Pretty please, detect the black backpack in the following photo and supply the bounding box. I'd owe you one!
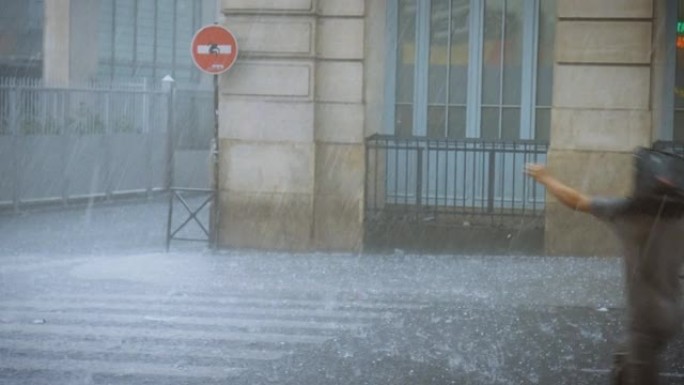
[633,146,684,199]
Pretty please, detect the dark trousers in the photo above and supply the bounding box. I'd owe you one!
[611,333,668,385]
[611,263,682,384]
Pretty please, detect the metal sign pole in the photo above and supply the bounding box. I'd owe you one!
[163,75,176,251]
[211,74,220,249]
[190,23,238,251]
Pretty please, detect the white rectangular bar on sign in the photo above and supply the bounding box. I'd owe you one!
[196,45,233,55]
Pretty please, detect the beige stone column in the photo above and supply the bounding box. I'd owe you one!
[43,0,100,84]
[219,0,318,251]
[218,0,369,252]
[43,0,71,84]
[546,0,654,256]
[313,0,366,251]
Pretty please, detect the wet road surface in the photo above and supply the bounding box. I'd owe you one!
[1,198,683,384]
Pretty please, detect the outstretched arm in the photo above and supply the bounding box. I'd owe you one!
[525,164,592,213]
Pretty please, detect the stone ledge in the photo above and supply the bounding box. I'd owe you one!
[553,65,651,110]
[224,16,315,57]
[313,193,363,252]
[557,0,652,19]
[546,149,633,197]
[314,143,364,197]
[219,140,314,194]
[544,201,621,257]
[544,149,637,256]
[556,21,651,64]
[315,103,365,144]
[317,0,364,16]
[219,99,314,142]
[317,18,365,60]
[221,60,314,101]
[550,108,651,152]
[316,61,364,103]
[222,0,314,14]
[218,191,313,251]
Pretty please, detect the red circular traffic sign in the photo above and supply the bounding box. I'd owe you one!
[191,25,238,75]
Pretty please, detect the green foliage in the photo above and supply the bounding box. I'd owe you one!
[67,102,106,135]
[19,117,60,135]
[112,116,136,133]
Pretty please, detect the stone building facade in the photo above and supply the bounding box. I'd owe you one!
[217,0,681,256]
[217,0,374,251]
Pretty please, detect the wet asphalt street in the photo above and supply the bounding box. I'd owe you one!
[0,197,683,384]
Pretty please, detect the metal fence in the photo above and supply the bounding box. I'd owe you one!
[0,77,213,209]
[365,134,549,225]
[174,88,214,150]
[653,140,684,155]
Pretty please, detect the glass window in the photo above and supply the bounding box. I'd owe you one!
[395,0,417,137]
[535,0,555,141]
[427,0,469,139]
[0,0,44,77]
[481,0,523,140]
[392,0,555,141]
[97,0,211,85]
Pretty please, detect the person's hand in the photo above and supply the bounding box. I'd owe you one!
[524,163,550,184]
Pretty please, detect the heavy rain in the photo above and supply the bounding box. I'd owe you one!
[1,1,684,384]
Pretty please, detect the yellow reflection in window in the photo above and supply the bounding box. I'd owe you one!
[401,41,513,66]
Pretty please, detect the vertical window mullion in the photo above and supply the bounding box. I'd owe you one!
[520,0,539,140]
[413,1,431,136]
[661,0,677,140]
[466,0,483,138]
[384,0,399,135]
[172,0,178,78]
[133,0,139,77]
[444,0,453,137]
[153,0,158,81]
[192,0,200,82]
[111,0,117,81]
[497,0,507,138]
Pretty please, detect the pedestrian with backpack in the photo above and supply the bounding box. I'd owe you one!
[525,147,684,385]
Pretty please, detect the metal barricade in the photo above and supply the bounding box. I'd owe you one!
[165,187,217,250]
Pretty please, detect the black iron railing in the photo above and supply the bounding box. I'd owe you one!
[653,140,684,156]
[365,135,549,223]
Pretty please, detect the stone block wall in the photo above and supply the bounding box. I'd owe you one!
[218,0,672,256]
[546,0,655,256]
[218,0,370,251]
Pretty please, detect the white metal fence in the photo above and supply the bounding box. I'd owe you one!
[0,78,213,209]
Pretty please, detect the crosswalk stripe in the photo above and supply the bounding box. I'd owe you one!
[0,323,331,345]
[579,368,684,379]
[0,339,285,362]
[0,357,243,379]
[0,289,407,382]
[0,258,93,273]
[38,292,428,311]
[0,309,366,332]
[0,299,389,320]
